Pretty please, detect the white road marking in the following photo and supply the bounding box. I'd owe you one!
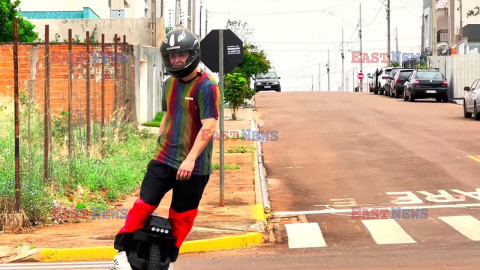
[362,219,416,245]
[285,223,326,249]
[0,262,112,270]
[439,215,480,241]
[274,203,480,217]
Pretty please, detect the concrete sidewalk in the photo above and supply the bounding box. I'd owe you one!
[0,108,268,263]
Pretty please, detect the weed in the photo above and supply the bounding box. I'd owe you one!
[226,145,254,153]
[212,163,241,170]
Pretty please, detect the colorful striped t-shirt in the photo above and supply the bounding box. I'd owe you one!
[152,71,220,175]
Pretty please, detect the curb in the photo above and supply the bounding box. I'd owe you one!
[30,233,263,262]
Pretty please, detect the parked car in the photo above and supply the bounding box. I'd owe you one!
[463,78,480,120]
[373,67,394,95]
[368,73,374,92]
[254,71,281,92]
[403,69,448,102]
[384,68,404,97]
[389,69,415,98]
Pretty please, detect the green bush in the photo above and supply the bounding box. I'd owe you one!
[224,73,255,120]
[143,111,164,127]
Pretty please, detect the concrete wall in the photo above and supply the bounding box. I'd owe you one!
[29,18,165,46]
[134,45,164,124]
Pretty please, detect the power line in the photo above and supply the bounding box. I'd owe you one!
[257,37,418,45]
[364,1,384,27]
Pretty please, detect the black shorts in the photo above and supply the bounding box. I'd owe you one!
[140,160,210,212]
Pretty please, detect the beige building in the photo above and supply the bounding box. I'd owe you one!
[423,0,480,55]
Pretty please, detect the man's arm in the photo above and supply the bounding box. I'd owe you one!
[176,118,218,180]
[158,112,168,136]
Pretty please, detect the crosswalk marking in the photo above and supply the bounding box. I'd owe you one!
[468,155,480,163]
[439,215,480,241]
[361,219,416,245]
[285,223,327,249]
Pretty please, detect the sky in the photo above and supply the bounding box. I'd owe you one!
[164,0,423,92]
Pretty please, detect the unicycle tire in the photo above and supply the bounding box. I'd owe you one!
[147,243,170,270]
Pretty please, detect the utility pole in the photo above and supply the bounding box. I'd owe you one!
[327,50,330,92]
[175,0,181,28]
[151,0,157,47]
[199,0,203,37]
[421,9,425,54]
[160,0,163,18]
[387,0,391,66]
[352,68,355,92]
[459,0,463,40]
[395,26,399,62]
[192,0,197,34]
[342,27,345,92]
[318,63,321,92]
[359,2,363,92]
[432,0,437,55]
[187,0,192,31]
[205,9,208,35]
[311,75,314,91]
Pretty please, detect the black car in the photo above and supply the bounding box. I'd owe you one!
[390,69,414,98]
[403,70,448,102]
[384,68,403,97]
[254,72,281,92]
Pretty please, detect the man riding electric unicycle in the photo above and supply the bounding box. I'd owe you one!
[110,28,220,270]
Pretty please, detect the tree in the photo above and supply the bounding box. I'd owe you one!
[226,19,254,44]
[224,73,255,120]
[225,19,271,84]
[0,0,38,42]
[231,44,271,86]
[467,6,480,17]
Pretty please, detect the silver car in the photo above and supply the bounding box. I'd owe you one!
[463,78,480,120]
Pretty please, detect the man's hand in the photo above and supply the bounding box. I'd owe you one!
[177,118,217,180]
[177,158,195,180]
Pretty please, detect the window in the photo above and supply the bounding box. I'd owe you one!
[399,71,414,79]
[437,30,448,43]
[417,71,444,80]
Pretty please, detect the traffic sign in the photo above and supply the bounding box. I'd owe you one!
[200,29,244,73]
[200,29,244,207]
[358,72,364,80]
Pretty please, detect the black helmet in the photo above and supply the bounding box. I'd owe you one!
[160,29,200,78]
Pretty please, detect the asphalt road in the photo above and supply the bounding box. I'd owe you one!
[4,92,480,269]
[255,91,480,268]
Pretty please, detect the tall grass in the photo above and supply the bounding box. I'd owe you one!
[0,95,156,227]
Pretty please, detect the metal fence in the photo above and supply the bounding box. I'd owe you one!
[429,54,480,99]
[8,20,136,214]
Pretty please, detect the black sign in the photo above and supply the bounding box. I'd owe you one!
[200,29,244,73]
